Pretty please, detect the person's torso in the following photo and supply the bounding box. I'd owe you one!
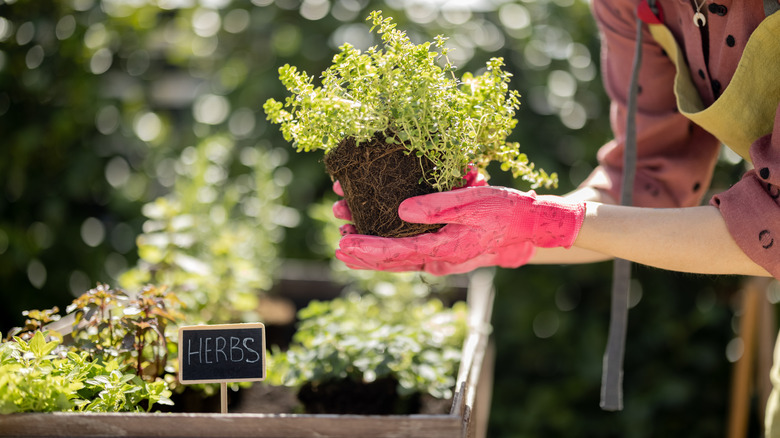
[647,0,778,160]
[658,0,765,106]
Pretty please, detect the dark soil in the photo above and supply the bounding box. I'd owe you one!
[323,132,444,237]
[231,381,452,415]
[297,376,420,415]
[168,377,452,415]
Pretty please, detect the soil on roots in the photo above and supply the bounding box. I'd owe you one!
[324,132,444,238]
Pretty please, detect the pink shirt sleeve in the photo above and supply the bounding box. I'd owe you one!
[584,0,780,277]
[711,109,780,278]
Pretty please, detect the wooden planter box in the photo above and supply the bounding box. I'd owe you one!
[0,267,496,438]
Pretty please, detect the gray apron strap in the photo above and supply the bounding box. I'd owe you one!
[599,0,650,412]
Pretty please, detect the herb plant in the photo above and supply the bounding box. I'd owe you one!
[66,283,183,381]
[264,10,556,192]
[0,331,173,413]
[0,283,182,413]
[267,293,468,403]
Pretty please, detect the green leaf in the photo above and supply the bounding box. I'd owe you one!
[28,332,56,360]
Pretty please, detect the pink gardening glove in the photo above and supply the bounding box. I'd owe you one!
[332,180,358,235]
[334,186,586,275]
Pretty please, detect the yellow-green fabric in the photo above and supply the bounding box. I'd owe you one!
[646,10,780,162]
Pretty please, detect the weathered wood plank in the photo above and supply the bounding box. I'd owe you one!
[0,412,463,438]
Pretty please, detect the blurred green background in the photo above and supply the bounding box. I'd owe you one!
[0,0,764,435]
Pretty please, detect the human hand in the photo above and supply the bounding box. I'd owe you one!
[332,180,358,235]
[334,186,586,275]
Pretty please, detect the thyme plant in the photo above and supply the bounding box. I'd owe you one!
[264,10,556,192]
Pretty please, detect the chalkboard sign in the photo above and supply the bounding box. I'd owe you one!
[178,323,266,384]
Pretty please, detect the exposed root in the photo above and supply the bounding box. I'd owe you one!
[324,132,444,237]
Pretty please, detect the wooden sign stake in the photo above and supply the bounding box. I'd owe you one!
[221,382,228,414]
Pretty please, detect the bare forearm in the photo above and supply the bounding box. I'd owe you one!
[531,246,612,264]
[528,186,770,276]
[571,203,770,276]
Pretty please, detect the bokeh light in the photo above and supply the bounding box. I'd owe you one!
[80,217,106,248]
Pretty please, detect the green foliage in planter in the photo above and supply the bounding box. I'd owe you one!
[0,331,172,414]
[267,293,468,401]
[0,283,183,413]
[66,284,182,381]
[264,11,557,192]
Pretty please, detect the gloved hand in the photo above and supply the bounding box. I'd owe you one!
[334,186,586,275]
[332,181,357,236]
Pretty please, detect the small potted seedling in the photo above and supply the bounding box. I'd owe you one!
[264,10,556,237]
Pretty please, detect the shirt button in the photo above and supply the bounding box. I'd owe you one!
[712,79,722,97]
[708,3,728,15]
